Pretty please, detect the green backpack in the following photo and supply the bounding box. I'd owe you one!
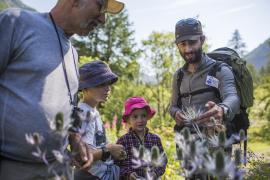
[207,47,254,109]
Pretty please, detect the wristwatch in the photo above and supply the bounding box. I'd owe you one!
[101,145,111,161]
[220,105,229,120]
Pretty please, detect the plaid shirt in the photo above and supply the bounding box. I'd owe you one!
[115,128,167,179]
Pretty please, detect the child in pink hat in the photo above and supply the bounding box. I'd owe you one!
[115,96,167,180]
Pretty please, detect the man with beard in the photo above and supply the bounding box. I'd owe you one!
[169,18,240,164]
[0,0,124,179]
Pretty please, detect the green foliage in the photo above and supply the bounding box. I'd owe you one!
[246,151,270,179]
[0,0,35,11]
[72,10,140,78]
[247,63,260,85]
[141,32,182,124]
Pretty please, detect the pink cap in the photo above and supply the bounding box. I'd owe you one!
[122,96,156,122]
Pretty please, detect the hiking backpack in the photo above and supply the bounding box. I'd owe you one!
[176,47,254,136]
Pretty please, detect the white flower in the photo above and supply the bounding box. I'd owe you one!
[25,133,43,145]
[181,106,203,124]
[208,135,234,148]
[52,150,64,163]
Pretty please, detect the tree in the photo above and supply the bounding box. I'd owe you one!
[228,29,246,57]
[141,32,182,125]
[72,10,141,80]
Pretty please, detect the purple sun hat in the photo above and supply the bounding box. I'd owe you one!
[79,60,118,90]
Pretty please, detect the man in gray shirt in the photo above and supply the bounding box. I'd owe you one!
[169,18,240,135]
[0,0,124,179]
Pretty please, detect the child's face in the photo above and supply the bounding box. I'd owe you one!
[128,108,148,133]
[84,83,111,103]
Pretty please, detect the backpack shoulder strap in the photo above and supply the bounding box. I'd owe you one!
[176,68,184,108]
[207,61,226,100]
[208,61,224,77]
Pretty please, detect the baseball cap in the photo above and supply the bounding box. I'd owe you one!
[175,18,203,44]
[100,0,125,14]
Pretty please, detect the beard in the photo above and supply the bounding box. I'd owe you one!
[180,47,203,64]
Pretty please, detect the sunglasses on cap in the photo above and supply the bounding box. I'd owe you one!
[176,18,201,26]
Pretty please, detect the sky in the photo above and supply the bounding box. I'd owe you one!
[21,0,270,52]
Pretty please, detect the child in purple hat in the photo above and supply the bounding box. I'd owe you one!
[75,60,126,180]
[115,96,167,180]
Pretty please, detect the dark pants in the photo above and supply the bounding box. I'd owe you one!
[0,157,72,180]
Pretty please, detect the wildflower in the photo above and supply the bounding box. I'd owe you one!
[151,146,159,163]
[208,131,234,148]
[181,106,203,124]
[25,132,44,145]
[55,112,64,131]
[52,150,64,163]
[234,149,242,166]
[32,147,43,158]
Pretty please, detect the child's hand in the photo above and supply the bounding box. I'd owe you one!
[106,144,126,160]
[69,133,93,170]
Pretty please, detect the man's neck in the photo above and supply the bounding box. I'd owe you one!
[50,6,74,36]
[187,63,199,73]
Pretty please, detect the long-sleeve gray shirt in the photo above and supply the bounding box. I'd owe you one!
[0,8,78,162]
[169,54,240,121]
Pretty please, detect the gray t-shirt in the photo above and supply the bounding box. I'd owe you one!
[0,8,79,162]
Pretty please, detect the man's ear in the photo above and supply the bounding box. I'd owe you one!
[200,35,206,45]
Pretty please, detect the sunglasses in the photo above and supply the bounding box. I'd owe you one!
[176,18,200,26]
[97,0,108,13]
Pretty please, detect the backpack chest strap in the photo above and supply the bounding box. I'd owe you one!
[180,87,220,99]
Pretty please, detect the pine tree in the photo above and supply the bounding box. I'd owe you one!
[228,29,246,57]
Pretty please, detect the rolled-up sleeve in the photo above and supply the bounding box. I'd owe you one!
[217,65,240,121]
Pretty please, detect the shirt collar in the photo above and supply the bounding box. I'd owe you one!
[128,127,149,136]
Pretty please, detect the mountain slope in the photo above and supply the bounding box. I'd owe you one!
[0,0,34,11]
[245,38,270,70]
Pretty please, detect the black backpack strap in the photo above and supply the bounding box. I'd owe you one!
[244,129,248,166]
[176,68,184,108]
[207,61,226,100]
[180,87,219,98]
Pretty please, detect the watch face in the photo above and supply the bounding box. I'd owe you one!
[101,145,111,161]
[95,130,106,146]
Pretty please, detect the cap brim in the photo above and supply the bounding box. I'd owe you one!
[175,35,201,44]
[104,0,125,14]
